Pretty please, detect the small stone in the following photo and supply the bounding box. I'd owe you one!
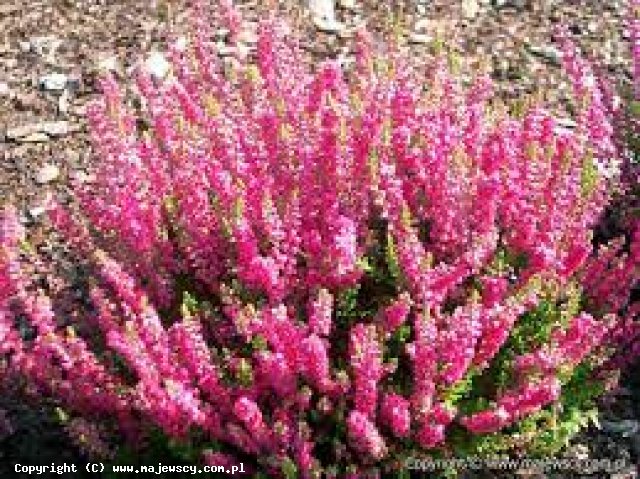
[6,124,39,140]
[409,33,433,44]
[601,420,640,437]
[0,4,19,15]
[338,0,356,9]
[461,0,480,19]
[493,0,527,8]
[39,72,68,91]
[19,133,49,143]
[36,163,60,184]
[337,27,357,39]
[313,17,345,34]
[96,55,120,74]
[28,205,46,220]
[18,40,31,53]
[527,44,562,65]
[30,36,60,53]
[30,36,62,62]
[0,82,9,97]
[41,121,70,137]
[309,0,336,22]
[1,57,17,69]
[309,0,345,33]
[7,121,73,141]
[144,51,170,79]
[414,18,430,32]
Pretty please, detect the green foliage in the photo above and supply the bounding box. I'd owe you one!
[581,152,599,197]
[281,457,298,479]
[441,370,478,411]
[444,291,607,459]
[103,427,204,478]
[335,285,363,328]
[386,231,402,282]
[531,362,604,455]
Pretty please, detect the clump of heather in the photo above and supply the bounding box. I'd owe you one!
[574,0,640,372]
[0,1,637,475]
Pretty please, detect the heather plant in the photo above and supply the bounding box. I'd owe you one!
[0,1,638,477]
[574,1,640,371]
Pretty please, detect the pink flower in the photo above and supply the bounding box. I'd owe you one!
[380,393,410,437]
[300,334,333,392]
[346,410,387,460]
[349,324,383,417]
[461,377,561,434]
[308,288,333,337]
[382,293,411,334]
[0,3,629,473]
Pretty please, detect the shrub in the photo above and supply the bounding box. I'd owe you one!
[0,1,638,476]
[584,0,640,372]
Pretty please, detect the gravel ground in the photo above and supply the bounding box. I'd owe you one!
[0,1,638,476]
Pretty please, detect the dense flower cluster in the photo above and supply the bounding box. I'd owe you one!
[0,1,638,476]
[580,0,640,369]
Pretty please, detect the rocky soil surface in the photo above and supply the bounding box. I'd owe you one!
[0,1,638,477]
